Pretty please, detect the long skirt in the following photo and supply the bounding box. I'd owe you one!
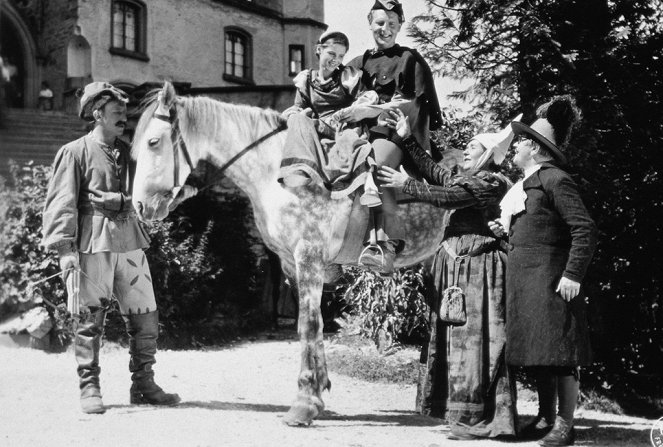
[278,114,375,198]
[416,236,517,437]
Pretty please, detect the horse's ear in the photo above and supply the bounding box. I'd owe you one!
[161,82,176,106]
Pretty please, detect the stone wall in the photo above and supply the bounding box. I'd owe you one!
[74,0,325,88]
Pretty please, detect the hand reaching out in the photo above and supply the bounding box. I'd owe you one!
[377,108,411,139]
[377,165,411,189]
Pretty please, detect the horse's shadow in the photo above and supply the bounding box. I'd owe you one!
[146,400,444,427]
[176,400,290,413]
[318,410,444,427]
[103,400,290,414]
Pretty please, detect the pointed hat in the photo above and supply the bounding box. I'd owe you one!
[472,113,523,168]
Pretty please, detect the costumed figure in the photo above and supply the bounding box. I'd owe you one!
[278,30,386,206]
[42,82,180,414]
[489,95,597,446]
[340,0,443,274]
[379,109,521,440]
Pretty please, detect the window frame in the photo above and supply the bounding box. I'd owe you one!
[109,0,149,61]
[223,27,254,85]
[288,44,305,77]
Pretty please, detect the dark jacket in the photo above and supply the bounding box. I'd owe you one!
[505,162,597,366]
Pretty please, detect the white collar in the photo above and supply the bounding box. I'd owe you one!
[523,163,542,181]
[499,164,542,231]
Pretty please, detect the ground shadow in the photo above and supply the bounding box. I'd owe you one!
[175,400,291,413]
[114,400,444,427]
[573,416,651,446]
[317,409,443,427]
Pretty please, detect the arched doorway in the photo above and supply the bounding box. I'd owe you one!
[0,2,38,108]
[66,33,92,90]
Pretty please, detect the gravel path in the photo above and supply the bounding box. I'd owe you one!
[0,335,655,447]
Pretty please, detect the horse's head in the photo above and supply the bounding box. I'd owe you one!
[132,82,195,221]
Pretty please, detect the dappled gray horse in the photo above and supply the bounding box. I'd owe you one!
[131,82,448,425]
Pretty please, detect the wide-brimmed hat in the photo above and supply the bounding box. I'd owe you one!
[511,95,580,165]
[472,113,522,168]
[77,81,129,120]
[511,119,567,165]
[370,0,404,22]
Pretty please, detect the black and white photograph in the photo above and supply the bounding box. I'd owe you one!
[0,0,661,446]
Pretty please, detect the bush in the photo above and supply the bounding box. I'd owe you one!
[343,266,429,351]
[140,186,271,348]
[0,163,271,349]
[0,162,71,347]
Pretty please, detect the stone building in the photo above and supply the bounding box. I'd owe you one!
[1,0,326,111]
[0,0,326,177]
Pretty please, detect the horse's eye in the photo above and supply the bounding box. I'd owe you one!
[148,137,160,147]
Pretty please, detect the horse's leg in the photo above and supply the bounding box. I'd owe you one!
[283,240,330,426]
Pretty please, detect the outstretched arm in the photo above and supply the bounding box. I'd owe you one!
[377,109,453,186]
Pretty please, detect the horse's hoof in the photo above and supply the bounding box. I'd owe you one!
[282,398,320,426]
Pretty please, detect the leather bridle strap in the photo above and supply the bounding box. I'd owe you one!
[153,109,287,193]
[198,121,288,192]
[154,112,194,189]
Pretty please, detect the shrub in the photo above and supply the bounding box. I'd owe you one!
[343,266,429,351]
[0,162,71,348]
[0,163,271,349]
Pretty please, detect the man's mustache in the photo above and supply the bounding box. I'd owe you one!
[115,121,127,127]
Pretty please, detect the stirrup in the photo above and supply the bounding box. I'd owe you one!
[358,243,384,268]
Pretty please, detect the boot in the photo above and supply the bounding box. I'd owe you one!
[124,310,180,406]
[75,307,106,414]
[538,416,575,446]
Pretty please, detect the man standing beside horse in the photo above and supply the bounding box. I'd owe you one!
[42,81,180,414]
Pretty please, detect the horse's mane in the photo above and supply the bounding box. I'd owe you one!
[132,88,284,159]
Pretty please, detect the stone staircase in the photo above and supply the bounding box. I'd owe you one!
[0,108,87,181]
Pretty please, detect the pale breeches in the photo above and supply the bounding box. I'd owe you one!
[70,250,157,315]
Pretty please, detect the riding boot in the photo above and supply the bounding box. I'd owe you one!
[124,310,180,406]
[75,307,106,414]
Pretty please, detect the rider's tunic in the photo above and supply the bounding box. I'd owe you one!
[284,66,362,139]
[347,45,442,152]
[42,134,155,314]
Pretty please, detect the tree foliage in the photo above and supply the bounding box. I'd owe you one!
[410,0,663,406]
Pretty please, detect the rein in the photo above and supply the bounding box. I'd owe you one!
[153,110,287,193]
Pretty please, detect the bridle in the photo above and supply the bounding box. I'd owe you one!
[152,103,287,194]
[154,110,193,192]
